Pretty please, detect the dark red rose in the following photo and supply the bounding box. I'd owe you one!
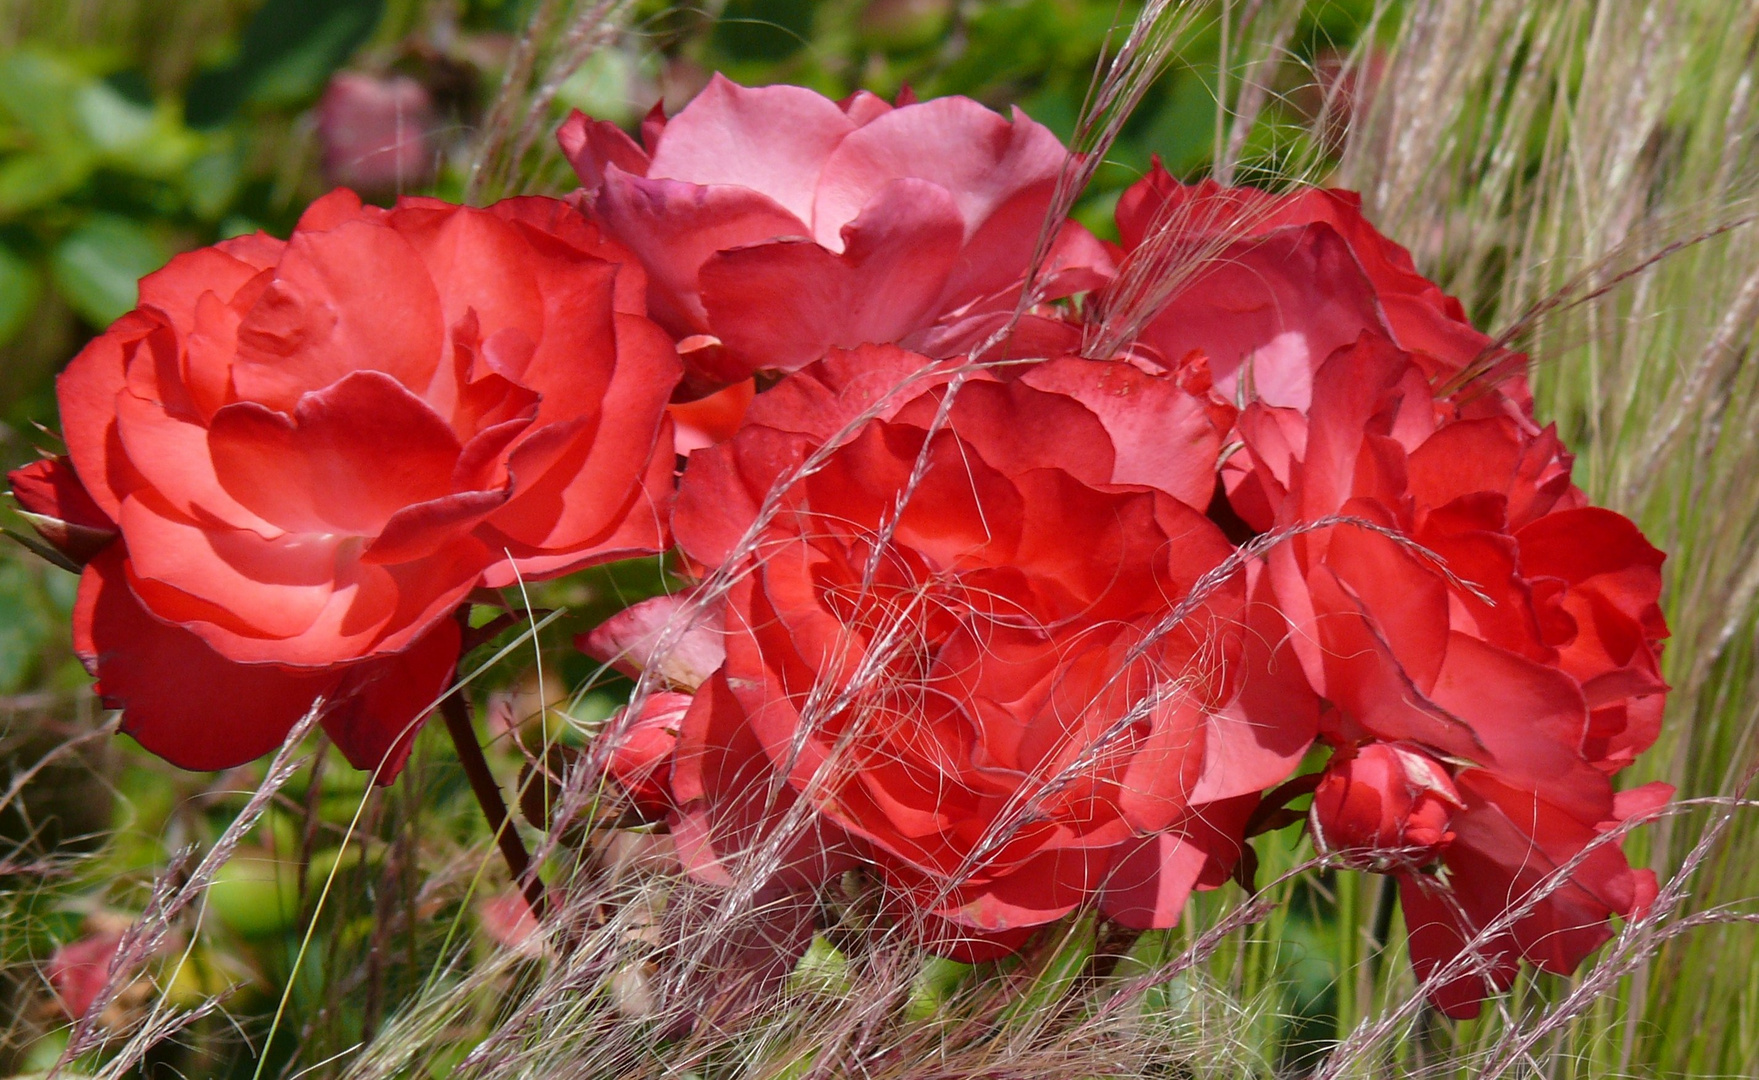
[1228,333,1668,1016]
[1312,743,1463,860]
[11,189,680,778]
[650,344,1317,953]
[559,76,1112,389]
[1098,163,1530,420]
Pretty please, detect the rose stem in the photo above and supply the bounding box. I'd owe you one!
[440,689,547,919]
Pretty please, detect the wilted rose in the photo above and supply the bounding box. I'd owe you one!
[601,690,692,819]
[559,76,1112,389]
[10,190,679,778]
[46,930,127,1020]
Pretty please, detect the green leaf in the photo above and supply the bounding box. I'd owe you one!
[51,214,168,327]
[0,243,40,345]
[185,0,387,126]
[0,151,91,215]
[74,79,203,178]
[0,559,51,693]
[73,78,156,152]
[904,955,972,1022]
[999,912,1097,1028]
[0,51,83,144]
[789,934,852,997]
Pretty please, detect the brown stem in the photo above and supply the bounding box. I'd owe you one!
[440,689,547,919]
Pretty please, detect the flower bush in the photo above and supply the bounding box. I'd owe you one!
[11,72,1674,1026]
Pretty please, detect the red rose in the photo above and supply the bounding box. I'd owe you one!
[1229,334,1668,1016]
[656,345,1316,953]
[559,76,1113,389]
[1397,774,1669,1017]
[1097,163,1530,419]
[11,190,680,778]
[1312,743,1463,859]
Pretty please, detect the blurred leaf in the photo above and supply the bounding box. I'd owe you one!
[1130,68,1219,180]
[74,80,206,181]
[0,52,95,215]
[857,0,955,53]
[712,0,817,62]
[51,214,168,327]
[218,215,270,241]
[0,559,51,693]
[0,242,41,345]
[557,49,642,126]
[207,855,301,938]
[74,79,156,152]
[0,51,84,144]
[186,0,387,126]
[0,151,92,215]
[184,145,246,219]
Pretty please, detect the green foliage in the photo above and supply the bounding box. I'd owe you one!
[49,214,167,326]
[186,0,390,125]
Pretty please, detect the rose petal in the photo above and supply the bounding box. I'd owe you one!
[648,74,856,224]
[699,177,965,374]
[75,547,337,771]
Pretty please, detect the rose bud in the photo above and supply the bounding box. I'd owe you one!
[316,72,438,193]
[558,76,1114,389]
[11,189,678,780]
[1313,744,1463,859]
[601,690,691,819]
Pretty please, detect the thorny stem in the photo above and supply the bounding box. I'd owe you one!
[440,688,547,919]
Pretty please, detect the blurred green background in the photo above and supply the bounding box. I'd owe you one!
[0,2,1388,1075]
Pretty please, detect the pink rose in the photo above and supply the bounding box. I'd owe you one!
[559,76,1112,389]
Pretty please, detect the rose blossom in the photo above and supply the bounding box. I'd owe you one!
[10,189,680,778]
[1228,333,1669,1016]
[1095,162,1530,420]
[620,344,1318,957]
[559,76,1112,389]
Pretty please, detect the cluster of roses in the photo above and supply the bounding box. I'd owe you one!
[11,77,1669,1018]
